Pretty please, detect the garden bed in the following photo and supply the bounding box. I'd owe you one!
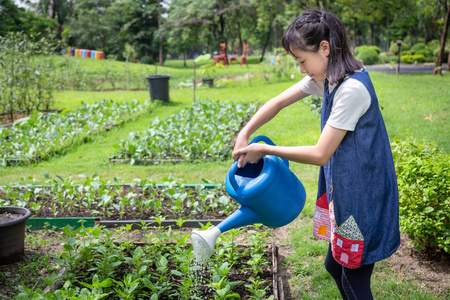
[0,177,242,231]
[0,225,285,299]
[0,100,152,166]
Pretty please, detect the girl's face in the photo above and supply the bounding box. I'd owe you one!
[290,41,330,82]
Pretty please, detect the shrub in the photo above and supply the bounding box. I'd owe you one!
[432,47,449,63]
[139,55,154,65]
[356,48,379,65]
[378,52,397,64]
[0,32,58,122]
[391,138,450,254]
[410,43,426,54]
[401,54,425,64]
[389,41,410,54]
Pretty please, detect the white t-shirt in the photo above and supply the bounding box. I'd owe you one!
[298,71,371,131]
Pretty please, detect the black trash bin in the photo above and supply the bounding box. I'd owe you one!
[146,75,170,103]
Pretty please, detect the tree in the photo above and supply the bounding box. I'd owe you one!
[36,0,74,38]
[434,0,450,75]
[0,0,58,37]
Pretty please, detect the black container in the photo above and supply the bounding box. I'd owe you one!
[0,206,32,265]
[202,78,214,87]
[146,75,170,102]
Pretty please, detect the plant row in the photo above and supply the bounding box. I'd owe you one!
[0,175,238,220]
[0,100,152,167]
[112,100,258,163]
[14,224,273,300]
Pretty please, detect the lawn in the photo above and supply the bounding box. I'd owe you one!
[1,58,449,299]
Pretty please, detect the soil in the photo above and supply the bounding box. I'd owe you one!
[384,233,450,295]
[0,212,22,223]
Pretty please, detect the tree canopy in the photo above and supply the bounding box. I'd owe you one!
[2,0,449,69]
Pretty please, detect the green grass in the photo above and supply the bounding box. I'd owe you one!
[1,59,449,299]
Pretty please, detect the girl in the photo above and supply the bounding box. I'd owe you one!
[232,9,400,300]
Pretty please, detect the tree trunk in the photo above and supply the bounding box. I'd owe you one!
[434,1,450,75]
[157,0,164,66]
[260,18,273,62]
[237,21,243,55]
[183,52,187,67]
[274,21,278,49]
[447,43,450,70]
[370,23,375,45]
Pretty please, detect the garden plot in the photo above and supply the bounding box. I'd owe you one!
[0,176,242,229]
[1,225,281,299]
[0,99,153,167]
[110,99,258,164]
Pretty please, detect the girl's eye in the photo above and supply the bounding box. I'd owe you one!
[300,60,305,64]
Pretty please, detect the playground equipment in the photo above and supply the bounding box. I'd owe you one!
[240,42,249,68]
[191,135,306,259]
[213,43,228,66]
[229,44,239,64]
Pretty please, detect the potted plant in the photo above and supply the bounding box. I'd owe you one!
[194,54,224,87]
[0,206,32,265]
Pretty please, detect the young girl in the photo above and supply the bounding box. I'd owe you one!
[232,9,400,300]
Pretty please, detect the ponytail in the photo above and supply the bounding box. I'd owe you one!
[282,9,362,84]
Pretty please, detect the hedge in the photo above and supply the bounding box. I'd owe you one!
[391,138,450,254]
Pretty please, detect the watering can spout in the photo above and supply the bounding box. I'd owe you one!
[191,206,261,260]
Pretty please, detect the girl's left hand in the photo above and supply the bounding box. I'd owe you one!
[232,143,268,168]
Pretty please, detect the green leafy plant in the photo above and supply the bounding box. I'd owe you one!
[114,99,258,162]
[391,138,450,253]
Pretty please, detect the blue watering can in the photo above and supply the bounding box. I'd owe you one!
[191,135,306,259]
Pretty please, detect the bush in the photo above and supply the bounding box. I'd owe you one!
[401,54,425,64]
[391,138,450,254]
[356,48,379,65]
[0,32,58,122]
[378,52,397,64]
[139,55,154,65]
[433,47,449,63]
[355,45,381,55]
[410,42,426,54]
[389,41,410,54]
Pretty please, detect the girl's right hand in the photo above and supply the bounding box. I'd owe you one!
[232,133,249,163]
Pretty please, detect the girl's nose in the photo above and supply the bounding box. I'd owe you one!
[299,65,307,74]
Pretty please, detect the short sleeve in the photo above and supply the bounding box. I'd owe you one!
[298,75,325,97]
[326,79,371,131]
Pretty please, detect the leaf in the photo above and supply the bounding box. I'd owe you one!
[171,270,183,277]
[424,207,434,213]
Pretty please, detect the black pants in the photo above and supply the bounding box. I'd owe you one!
[325,244,375,300]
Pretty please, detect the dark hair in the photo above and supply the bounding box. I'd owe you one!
[282,9,362,84]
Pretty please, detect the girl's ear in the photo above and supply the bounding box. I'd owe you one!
[320,41,330,57]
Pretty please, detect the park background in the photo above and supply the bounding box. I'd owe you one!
[0,0,449,299]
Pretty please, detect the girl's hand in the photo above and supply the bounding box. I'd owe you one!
[232,133,249,163]
[233,143,268,168]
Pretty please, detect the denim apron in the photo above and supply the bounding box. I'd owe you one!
[312,69,400,268]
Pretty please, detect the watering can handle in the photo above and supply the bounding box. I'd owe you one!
[228,136,290,191]
[249,136,289,168]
